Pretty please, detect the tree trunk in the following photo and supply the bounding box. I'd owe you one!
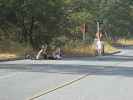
[28,16,35,49]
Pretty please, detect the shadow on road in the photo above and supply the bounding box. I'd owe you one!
[95,55,133,61]
[0,64,133,77]
[65,55,133,62]
[64,55,133,62]
[114,45,133,50]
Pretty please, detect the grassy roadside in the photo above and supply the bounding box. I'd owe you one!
[0,41,33,61]
[63,42,119,57]
[0,41,120,60]
[104,42,119,54]
[0,53,17,60]
[112,38,133,46]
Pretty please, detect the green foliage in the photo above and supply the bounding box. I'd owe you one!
[0,0,133,50]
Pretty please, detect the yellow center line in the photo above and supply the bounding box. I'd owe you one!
[27,61,123,100]
[27,74,90,100]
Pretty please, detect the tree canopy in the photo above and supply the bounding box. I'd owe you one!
[0,0,133,49]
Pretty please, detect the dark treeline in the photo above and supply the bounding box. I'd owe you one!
[0,0,133,49]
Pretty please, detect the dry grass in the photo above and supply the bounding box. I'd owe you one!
[63,42,119,56]
[0,41,34,60]
[0,53,17,60]
[63,44,96,56]
[115,38,133,45]
[0,40,119,60]
[104,43,119,54]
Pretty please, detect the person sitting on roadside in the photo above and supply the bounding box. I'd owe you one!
[36,44,48,60]
[52,47,62,60]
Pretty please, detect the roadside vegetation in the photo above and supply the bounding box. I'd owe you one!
[112,38,133,46]
[63,40,119,57]
[0,0,133,60]
[0,39,119,60]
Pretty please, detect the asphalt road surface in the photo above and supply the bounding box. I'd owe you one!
[0,46,133,100]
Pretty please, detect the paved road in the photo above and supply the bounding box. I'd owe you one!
[0,46,133,100]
